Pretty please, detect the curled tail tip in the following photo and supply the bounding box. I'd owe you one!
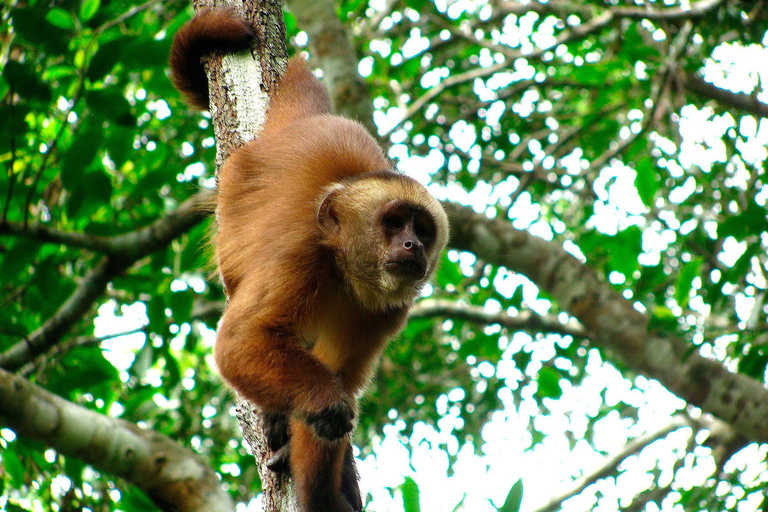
[169,9,257,110]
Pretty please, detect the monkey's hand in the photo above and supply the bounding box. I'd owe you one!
[301,395,355,440]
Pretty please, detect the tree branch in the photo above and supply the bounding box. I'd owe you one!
[0,256,125,371]
[191,1,295,510]
[499,0,725,21]
[533,415,690,512]
[0,191,212,371]
[0,190,212,256]
[0,366,235,512]
[444,202,768,444]
[684,73,768,118]
[411,298,589,339]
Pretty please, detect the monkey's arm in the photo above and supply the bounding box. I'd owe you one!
[215,298,355,440]
[169,10,256,110]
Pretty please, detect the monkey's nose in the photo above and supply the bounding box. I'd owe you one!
[403,239,423,251]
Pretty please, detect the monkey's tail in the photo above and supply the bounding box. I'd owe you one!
[169,10,256,110]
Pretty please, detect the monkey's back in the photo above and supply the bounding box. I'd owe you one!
[215,114,390,326]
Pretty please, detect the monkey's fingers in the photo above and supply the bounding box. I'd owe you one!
[266,443,291,474]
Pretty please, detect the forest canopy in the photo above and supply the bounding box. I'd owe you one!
[0,0,767,511]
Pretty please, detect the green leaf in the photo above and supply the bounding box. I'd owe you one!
[580,227,642,277]
[163,351,181,387]
[45,346,119,397]
[79,0,100,22]
[105,125,135,168]
[132,340,154,379]
[67,171,113,219]
[87,38,131,81]
[608,226,643,276]
[122,38,172,71]
[499,479,524,512]
[64,456,85,488]
[85,170,113,203]
[169,290,195,323]
[121,386,158,419]
[11,7,69,53]
[674,257,702,308]
[148,295,170,337]
[536,367,562,400]
[6,503,32,512]
[1,238,38,277]
[3,61,52,104]
[738,345,768,379]
[405,0,428,10]
[46,8,76,30]
[44,64,77,81]
[635,157,659,207]
[3,446,26,487]
[66,186,85,218]
[435,255,462,288]
[86,88,135,126]
[62,124,104,189]
[402,477,421,512]
[120,486,161,512]
[720,200,767,240]
[0,75,9,100]
[649,305,678,332]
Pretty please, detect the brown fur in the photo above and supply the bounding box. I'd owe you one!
[170,10,448,512]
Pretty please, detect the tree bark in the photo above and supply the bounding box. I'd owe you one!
[0,367,235,512]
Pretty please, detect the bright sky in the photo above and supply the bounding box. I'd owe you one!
[89,3,768,512]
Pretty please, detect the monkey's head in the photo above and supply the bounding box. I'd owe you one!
[318,172,449,311]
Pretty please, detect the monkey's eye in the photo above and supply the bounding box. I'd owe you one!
[414,220,434,243]
[384,215,405,232]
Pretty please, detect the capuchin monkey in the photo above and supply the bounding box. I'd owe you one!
[170,10,448,512]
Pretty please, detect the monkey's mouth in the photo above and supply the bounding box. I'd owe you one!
[385,256,427,280]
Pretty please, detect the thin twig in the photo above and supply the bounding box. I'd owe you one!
[532,415,690,512]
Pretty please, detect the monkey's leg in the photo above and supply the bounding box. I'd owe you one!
[290,418,355,512]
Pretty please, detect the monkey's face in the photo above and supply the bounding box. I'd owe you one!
[318,176,448,311]
[379,200,435,282]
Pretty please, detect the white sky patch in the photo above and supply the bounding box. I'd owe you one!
[677,106,733,172]
[358,56,374,77]
[402,28,430,58]
[396,148,446,185]
[718,236,748,267]
[448,120,477,152]
[703,42,768,101]
[94,300,148,372]
[148,99,171,120]
[484,100,506,126]
[373,106,404,135]
[421,66,449,88]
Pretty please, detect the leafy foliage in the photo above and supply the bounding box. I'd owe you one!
[1,0,767,511]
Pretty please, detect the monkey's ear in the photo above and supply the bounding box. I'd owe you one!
[317,184,344,234]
